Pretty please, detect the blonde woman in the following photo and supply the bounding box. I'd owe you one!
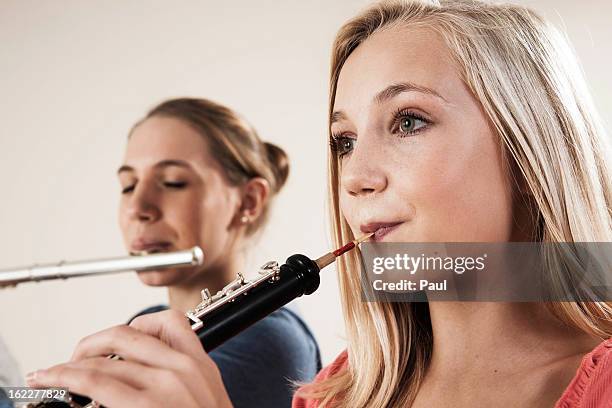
[27,1,612,407]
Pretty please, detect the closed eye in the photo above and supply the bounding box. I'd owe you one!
[121,181,187,194]
[163,181,187,189]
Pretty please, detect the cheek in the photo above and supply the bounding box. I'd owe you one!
[117,202,131,239]
[193,190,238,251]
[339,189,350,219]
[400,128,513,241]
[339,185,360,233]
[159,194,206,244]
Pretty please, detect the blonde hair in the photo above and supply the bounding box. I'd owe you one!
[297,0,612,406]
[133,97,289,235]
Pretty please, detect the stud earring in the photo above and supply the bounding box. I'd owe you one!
[240,215,249,224]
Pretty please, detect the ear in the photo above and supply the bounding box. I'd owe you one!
[237,177,270,223]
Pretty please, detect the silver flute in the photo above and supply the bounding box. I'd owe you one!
[0,247,204,287]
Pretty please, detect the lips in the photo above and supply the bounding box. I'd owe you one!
[130,240,173,255]
[360,222,404,242]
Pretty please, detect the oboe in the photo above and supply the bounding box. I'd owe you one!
[0,247,204,287]
[27,233,372,408]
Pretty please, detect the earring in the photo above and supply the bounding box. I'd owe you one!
[240,215,249,224]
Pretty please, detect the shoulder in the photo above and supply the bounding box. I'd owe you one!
[211,306,322,405]
[556,338,612,407]
[236,306,319,352]
[255,306,317,340]
[210,305,322,375]
[292,350,349,408]
[314,349,349,381]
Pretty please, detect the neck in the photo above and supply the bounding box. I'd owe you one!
[426,302,598,379]
[167,252,245,314]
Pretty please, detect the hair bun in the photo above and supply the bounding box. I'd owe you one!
[264,142,289,192]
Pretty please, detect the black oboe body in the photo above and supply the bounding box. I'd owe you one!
[192,254,321,351]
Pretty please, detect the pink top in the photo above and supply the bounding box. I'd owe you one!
[293,338,612,408]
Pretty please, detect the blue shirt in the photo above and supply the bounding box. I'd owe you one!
[130,304,321,408]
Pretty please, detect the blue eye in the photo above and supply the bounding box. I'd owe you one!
[400,116,417,132]
[330,134,356,158]
[393,110,430,136]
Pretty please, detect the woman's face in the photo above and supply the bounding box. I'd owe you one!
[118,116,243,286]
[333,26,517,243]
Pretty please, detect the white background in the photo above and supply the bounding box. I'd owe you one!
[0,0,610,377]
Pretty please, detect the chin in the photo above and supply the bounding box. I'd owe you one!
[136,269,188,287]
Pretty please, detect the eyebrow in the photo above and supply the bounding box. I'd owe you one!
[116,159,193,175]
[375,81,447,105]
[331,111,347,124]
[331,81,448,124]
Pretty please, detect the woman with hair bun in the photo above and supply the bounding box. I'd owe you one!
[117,97,321,408]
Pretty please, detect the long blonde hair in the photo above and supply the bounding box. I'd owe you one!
[298,0,612,406]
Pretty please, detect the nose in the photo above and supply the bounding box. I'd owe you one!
[125,182,161,223]
[340,133,388,197]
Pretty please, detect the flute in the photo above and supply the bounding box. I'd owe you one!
[27,233,372,408]
[0,247,204,287]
